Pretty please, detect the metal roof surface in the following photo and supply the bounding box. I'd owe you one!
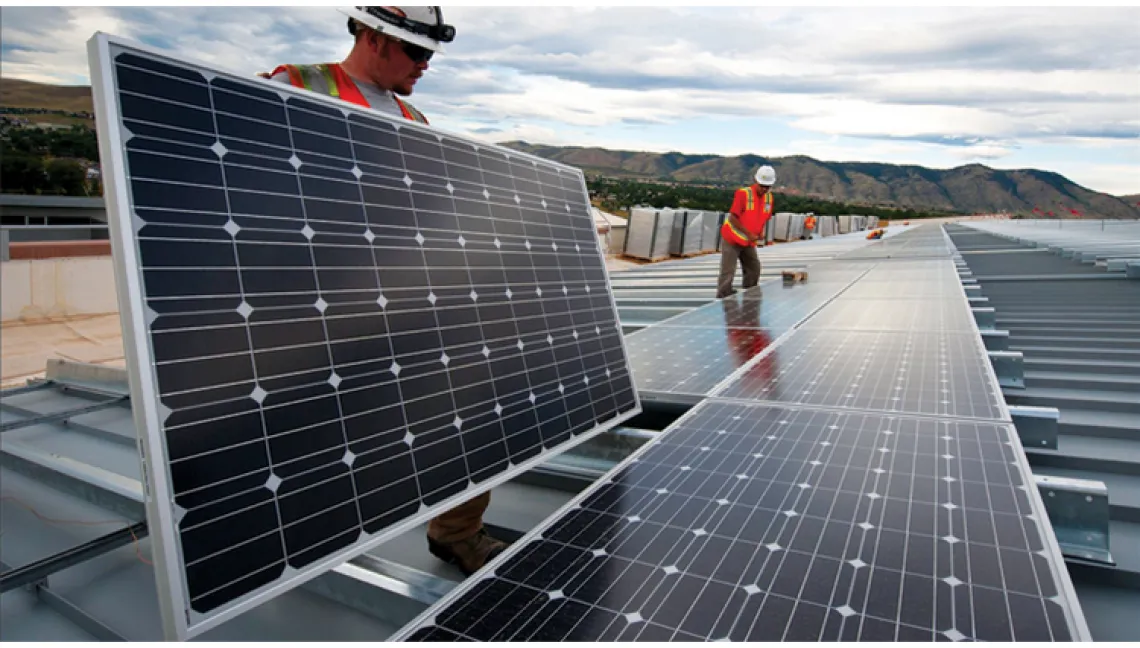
[3,222,1138,641]
[943,223,1140,642]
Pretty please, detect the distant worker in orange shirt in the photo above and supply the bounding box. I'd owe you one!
[803,213,816,240]
[717,165,776,298]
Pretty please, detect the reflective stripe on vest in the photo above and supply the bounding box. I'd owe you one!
[725,219,751,243]
[269,63,429,125]
[741,187,772,215]
[393,96,430,125]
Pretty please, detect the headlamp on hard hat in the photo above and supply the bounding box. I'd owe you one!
[350,6,456,43]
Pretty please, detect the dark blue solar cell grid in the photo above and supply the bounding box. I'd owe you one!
[107,47,638,614]
[401,401,1077,642]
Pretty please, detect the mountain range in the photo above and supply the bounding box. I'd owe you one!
[3,77,1135,219]
[500,142,1140,220]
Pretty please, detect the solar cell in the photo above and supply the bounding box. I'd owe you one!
[89,34,640,638]
[395,400,1087,642]
[625,325,778,402]
[714,330,1006,421]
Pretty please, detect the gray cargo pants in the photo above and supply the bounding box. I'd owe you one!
[717,240,761,298]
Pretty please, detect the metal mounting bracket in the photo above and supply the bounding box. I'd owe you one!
[1035,475,1115,566]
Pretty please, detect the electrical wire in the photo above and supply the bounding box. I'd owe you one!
[1,495,152,566]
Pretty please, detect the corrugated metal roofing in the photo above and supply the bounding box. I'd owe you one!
[945,223,1140,640]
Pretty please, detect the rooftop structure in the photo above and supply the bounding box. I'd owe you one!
[4,220,1137,640]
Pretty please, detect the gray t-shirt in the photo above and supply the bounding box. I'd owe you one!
[269,68,406,120]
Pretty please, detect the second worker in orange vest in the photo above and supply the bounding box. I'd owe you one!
[260,6,508,579]
[717,165,776,299]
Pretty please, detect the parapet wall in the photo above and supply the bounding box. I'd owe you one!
[1,255,120,322]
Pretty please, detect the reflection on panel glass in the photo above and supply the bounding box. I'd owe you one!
[838,279,964,301]
[626,290,780,398]
[652,282,848,335]
[800,298,976,333]
[718,330,1004,421]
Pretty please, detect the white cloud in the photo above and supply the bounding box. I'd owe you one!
[1,7,138,84]
[2,5,1138,194]
[946,144,1016,161]
[788,101,1015,141]
[1051,164,1140,197]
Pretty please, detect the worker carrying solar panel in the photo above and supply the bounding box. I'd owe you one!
[259,6,508,578]
[717,165,776,299]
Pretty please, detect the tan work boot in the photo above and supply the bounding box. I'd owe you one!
[427,527,508,576]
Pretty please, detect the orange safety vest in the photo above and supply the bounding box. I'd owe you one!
[804,215,816,230]
[266,63,430,125]
[721,186,773,247]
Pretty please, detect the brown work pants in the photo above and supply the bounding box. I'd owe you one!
[427,491,490,544]
[717,240,762,298]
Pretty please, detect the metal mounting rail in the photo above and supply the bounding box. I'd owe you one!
[0,395,129,434]
[0,380,57,398]
[0,560,126,641]
[0,521,149,594]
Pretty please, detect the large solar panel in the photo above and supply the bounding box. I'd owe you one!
[715,330,1006,421]
[88,33,640,639]
[395,400,1088,642]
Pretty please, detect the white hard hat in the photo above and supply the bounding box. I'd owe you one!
[338,6,456,54]
[755,165,777,186]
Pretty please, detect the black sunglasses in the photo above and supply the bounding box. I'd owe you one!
[400,41,434,64]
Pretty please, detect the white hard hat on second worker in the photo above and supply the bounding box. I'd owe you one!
[338,6,456,54]
[755,165,777,186]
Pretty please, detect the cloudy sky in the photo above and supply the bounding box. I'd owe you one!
[3,4,1139,195]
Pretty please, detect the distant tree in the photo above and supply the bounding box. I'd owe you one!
[45,158,88,196]
[1,147,47,194]
[51,125,100,159]
[2,124,99,160]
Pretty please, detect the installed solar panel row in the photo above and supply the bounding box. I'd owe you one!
[396,226,1089,642]
[398,400,1084,642]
